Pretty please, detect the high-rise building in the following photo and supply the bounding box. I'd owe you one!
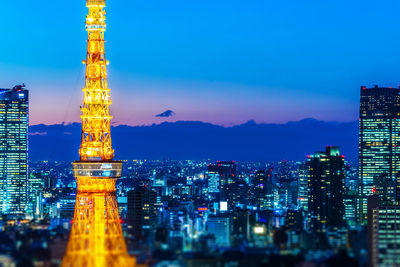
[0,85,28,218]
[152,170,166,187]
[298,163,308,212]
[274,161,298,210]
[127,187,157,241]
[368,196,400,266]
[208,161,236,188]
[285,210,303,232]
[208,161,236,200]
[306,146,345,232]
[207,171,220,193]
[359,85,400,222]
[343,190,358,227]
[28,172,44,219]
[232,209,251,244]
[58,193,76,219]
[207,215,231,247]
[254,169,273,210]
[226,179,249,209]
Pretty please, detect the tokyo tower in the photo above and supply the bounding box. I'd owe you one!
[62,0,135,266]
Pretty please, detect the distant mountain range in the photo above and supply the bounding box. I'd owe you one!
[29,119,358,162]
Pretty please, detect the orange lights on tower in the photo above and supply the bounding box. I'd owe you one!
[62,1,136,266]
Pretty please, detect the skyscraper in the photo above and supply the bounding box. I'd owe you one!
[368,196,400,266]
[28,172,44,219]
[0,85,28,218]
[207,171,220,193]
[127,187,157,241]
[208,161,236,199]
[253,169,273,210]
[359,85,400,223]
[297,163,308,212]
[306,146,345,232]
[274,161,298,210]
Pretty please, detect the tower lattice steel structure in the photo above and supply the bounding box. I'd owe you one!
[62,0,135,266]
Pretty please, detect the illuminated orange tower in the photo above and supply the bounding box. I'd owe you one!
[62,0,135,266]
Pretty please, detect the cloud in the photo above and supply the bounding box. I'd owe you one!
[155,110,175,118]
[29,131,47,136]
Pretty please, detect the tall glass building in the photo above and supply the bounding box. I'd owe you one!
[297,163,309,212]
[368,196,400,266]
[0,85,29,218]
[359,85,400,222]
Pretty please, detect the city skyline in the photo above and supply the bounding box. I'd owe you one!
[2,0,400,126]
[1,1,400,265]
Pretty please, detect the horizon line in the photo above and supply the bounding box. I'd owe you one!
[29,118,358,128]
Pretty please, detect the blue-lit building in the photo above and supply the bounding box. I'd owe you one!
[208,161,236,199]
[207,171,220,193]
[0,85,29,218]
[359,85,400,223]
[298,163,308,212]
[207,215,231,247]
[368,196,400,266]
[28,172,44,219]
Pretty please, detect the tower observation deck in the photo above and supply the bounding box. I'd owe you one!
[62,0,136,266]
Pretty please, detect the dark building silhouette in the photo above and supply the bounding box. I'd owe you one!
[127,187,157,241]
[226,179,249,209]
[285,210,303,232]
[253,169,273,210]
[359,85,400,222]
[397,176,400,201]
[306,146,345,232]
[232,209,251,245]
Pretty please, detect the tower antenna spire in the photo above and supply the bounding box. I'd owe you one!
[62,0,135,266]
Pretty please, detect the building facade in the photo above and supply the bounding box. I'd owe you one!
[127,187,158,241]
[207,215,231,247]
[0,85,29,217]
[368,196,400,266]
[254,169,273,210]
[298,163,309,212]
[207,171,220,193]
[306,146,345,232]
[359,85,400,222]
[208,161,236,200]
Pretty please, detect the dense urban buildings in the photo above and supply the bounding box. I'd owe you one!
[359,85,400,222]
[0,85,29,218]
[1,159,368,266]
[5,84,400,266]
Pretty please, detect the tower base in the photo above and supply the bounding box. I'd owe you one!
[62,161,135,267]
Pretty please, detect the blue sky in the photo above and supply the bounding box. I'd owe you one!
[1,0,400,125]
